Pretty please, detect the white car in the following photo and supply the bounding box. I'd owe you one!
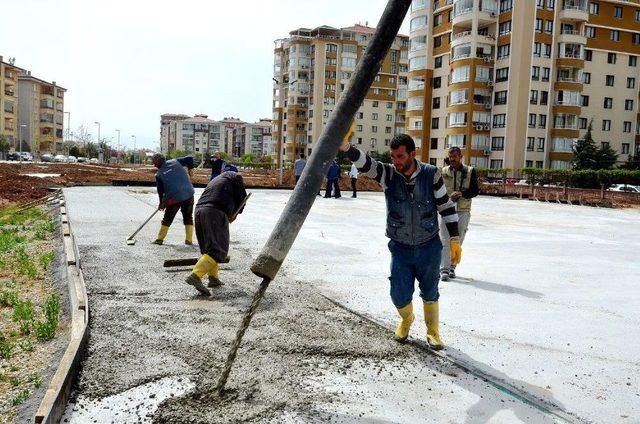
[609,184,640,193]
[53,154,67,163]
[514,179,529,186]
[89,158,99,164]
[19,152,33,161]
[67,155,78,163]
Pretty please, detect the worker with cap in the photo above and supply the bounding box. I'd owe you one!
[151,153,195,245]
[185,171,247,295]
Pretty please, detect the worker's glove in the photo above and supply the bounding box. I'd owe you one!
[450,237,462,265]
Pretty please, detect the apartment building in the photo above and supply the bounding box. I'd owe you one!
[272,24,410,163]
[219,117,247,157]
[18,71,66,154]
[408,0,640,170]
[0,57,24,147]
[232,119,273,157]
[160,114,224,155]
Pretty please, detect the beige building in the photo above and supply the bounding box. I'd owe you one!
[17,71,66,155]
[407,0,640,170]
[160,114,224,155]
[0,57,24,148]
[232,119,273,157]
[219,117,247,157]
[272,24,410,163]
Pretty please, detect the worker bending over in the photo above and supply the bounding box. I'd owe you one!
[185,171,247,296]
[152,153,195,245]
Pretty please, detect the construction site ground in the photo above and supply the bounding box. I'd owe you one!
[58,187,639,423]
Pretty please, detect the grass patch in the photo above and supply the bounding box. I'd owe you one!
[0,230,26,252]
[0,289,19,307]
[13,299,34,336]
[0,333,14,359]
[35,293,60,342]
[39,251,54,270]
[0,206,46,227]
[11,389,30,406]
[14,247,37,278]
[30,374,43,388]
[33,219,56,240]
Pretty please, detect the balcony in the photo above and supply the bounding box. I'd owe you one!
[4,87,15,97]
[558,29,586,45]
[41,99,54,109]
[559,1,589,21]
[433,0,453,12]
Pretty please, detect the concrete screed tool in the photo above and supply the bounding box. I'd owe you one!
[126,208,160,245]
[213,0,413,396]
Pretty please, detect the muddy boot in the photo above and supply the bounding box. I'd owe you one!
[185,273,211,296]
[152,239,164,245]
[185,224,194,245]
[208,276,224,288]
[394,303,414,343]
[423,301,444,350]
[153,225,169,245]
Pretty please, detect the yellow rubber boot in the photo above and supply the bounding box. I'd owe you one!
[423,301,444,350]
[394,303,414,343]
[153,225,170,245]
[185,254,217,296]
[185,225,194,245]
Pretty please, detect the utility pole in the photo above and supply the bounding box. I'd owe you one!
[116,129,121,164]
[19,124,26,162]
[131,135,137,165]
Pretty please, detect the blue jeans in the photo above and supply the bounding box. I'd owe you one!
[388,237,442,308]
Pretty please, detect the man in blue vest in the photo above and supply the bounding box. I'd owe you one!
[340,134,462,350]
[152,153,195,245]
[324,160,342,198]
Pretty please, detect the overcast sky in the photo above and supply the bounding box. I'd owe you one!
[1,0,410,150]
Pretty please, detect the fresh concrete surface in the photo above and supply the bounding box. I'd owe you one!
[61,186,639,423]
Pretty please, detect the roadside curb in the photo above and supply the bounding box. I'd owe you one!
[34,194,89,423]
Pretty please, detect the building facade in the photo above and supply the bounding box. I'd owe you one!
[272,24,410,163]
[232,119,273,157]
[160,114,224,155]
[0,57,23,148]
[17,72,66,155]
[407,0,640,170]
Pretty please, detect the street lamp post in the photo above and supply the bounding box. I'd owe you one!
[64,112,71,150]
[19,124,26,163]
[131,135,137,165]
[116,129,121,164]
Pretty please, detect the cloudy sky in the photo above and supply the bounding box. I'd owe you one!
[1,0,411,150]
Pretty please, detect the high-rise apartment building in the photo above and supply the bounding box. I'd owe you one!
[272,24,410,163]
[232,119,273,157]
[407,0,640,170]
[0,57,23,147]
[18,72,66,155]
[159,114,223,155]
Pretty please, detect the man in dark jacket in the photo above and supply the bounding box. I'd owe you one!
[324,160,341,198]
[185,171,247,295]
[210,152,224,181]
[152,153,195,245]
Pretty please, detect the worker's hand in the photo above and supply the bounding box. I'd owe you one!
[450,238,462,265]
[158,204,165,211]
[450,191,462,201]
[339,138,351,153]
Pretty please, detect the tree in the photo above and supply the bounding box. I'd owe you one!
[69,146,81,157]
[572,120,598,170]
[0,135,10,160]
[74,125,93,146]
[594,143,618,170]
[621,154,640,170]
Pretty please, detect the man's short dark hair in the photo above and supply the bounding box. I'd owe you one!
[390,134,415,152]
[448,146,462,155]
[152,153,166,165]
[299,153,305,159]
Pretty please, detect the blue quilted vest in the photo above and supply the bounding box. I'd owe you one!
[384,163,439,246]
[156,159,194,206]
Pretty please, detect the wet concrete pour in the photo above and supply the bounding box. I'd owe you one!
[62,187,559,423]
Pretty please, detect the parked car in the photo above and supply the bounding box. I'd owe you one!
[41,154,53,162]
[53,155,67,163]
[7,152,20,161]
[89,158,99,164]
[514,179,530,186]
[77,157,87,163]
[67,156,78,163]
[609,184,640,193]
[19,152,33,161]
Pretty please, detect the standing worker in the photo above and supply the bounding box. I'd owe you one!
[294,153,307,185]
[349,163,359,198]
[439,146,478,281]
[210,152,224,181]
[340,134,461,350]
[324,160,341,198]
[185,171,247,296]
[152,153,195,246]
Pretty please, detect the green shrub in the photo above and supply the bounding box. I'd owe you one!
[39,251,54,270]
[0,289,19,307]
[30,374,43,388]
[13,299,34,335]
[0,230,25,252]
[0,333,14,359]
[11,389,30,406]
[14,247,37,277]
[35,293,60,342]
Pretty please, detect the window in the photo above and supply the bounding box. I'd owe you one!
[451,66,470,83]
[499,21,512,35]
[535,18,543,32]
[433,97,441,109]
[432,117,439,129]
[448,112,467,127]
[356,125,363,131]
[542,67,550,82]
[500,0,513,13]
[342,57,356,67]
[622,143,630,154]
[585,50,593,61]
[630,56,638,67]
[530,90,538,104]
[536,161,544,169]
[610,30,620,41]
[493,114,506,128]
[491,137,505,151]
[497,44,511,59]
[527,137,535,151]
[372,113,378,120]
[409,56,426,70]
[581,95,589,107]
[637,9,640,22]
[536,0,543,9]
[496,67,509,82]
[601,142,610,150]
[602,120,611,131]
[547,0,555,9]
[526,160,534,168]
[386,102,393,109]
[544,44,552,58]
[585,27,596,38]
[326,57,337,66]
[357,112,364,119]
[386,114,393,121]
[531,66,540,81]
[430,138,438,149]
[490,159,504,169]
[625,100,634,111]
[434,56,443,68]
[373,101,379,107]
[528,114,537,128]
[604,98,613,109]
[475,66,491,82]
[539,115,547,129]
[545,20,553,33]
[326,44,338,52]
[633,34,640,45]
[537,138,545,152]
[372,126,378,133]
[579,118,588,129]
[583,72,591,84]
[623,122,632,133]
[447,134,466,148]
[589,2,599,14]
[541,91,548,105]
[494,91,507,105]
[614,6,622,19]
[628,78,636,89]
[608,53,617,64]
[433,76,442,89]
[433,15,442,28]
[533,43,542,57]
[342,44,357,54]
[606,75,615,86]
